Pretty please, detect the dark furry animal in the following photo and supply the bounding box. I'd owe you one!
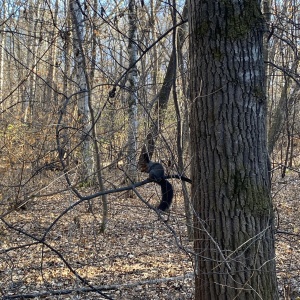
[144,155,173,211]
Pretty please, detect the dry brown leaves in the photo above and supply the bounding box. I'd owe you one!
[1,169,300,299]
[0,177,194,299]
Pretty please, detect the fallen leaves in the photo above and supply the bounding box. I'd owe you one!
[0,187,194,299]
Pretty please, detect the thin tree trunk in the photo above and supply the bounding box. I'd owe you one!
[150,0,158,96]
[189,1,278,299]
[138,1,188,166]
[268,61,298,154]
[127,0,138,183]
[0,0,6,115]
[23,0,41,123]
[44,0,59,106]
[63,3,71,98]
[138,48,175,164]
[169,0,193,239]
[70,0,93,182]
[89,0,108,230]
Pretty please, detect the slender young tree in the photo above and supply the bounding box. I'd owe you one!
[0,0,6,112]
[23,0,41,122]
[188,0,279,299]
[69,0,93,181]
[126,0,138,181]
[44,0,59,106]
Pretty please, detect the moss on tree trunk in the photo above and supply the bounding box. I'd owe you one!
[189,0,279,299]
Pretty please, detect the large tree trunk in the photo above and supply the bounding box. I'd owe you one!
[188,1,279,299]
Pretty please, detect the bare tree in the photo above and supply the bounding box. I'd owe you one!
[266,0,300,166]
[69,0,93,182]
[22,0,41,122]
[126,0,139,182]
[0,0,6,113]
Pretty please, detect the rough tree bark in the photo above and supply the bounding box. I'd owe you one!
[188,0,279,299]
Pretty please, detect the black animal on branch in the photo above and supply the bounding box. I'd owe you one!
[142,153,173,211]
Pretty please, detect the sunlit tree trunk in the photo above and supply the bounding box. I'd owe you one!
[266,0,299,155]
[150,0,159,96]
[172,0,193,240]
[188,0,279,299]
[63,4,71,98]
[138,2,188,166]
[23,0,41,123]
[0,0,6,114]
[268,61,298,155]
[70,0,93,182]
[44,0,59,107]
[88,0,108,230]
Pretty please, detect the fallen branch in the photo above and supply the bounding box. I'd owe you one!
[2,273,194,299]
[39,175,191,239]
[276,230,300,238]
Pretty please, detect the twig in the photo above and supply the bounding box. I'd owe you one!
[276,230,300,238]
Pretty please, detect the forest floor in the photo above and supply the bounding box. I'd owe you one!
[0,169,300,300]
[273,169,300,300]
